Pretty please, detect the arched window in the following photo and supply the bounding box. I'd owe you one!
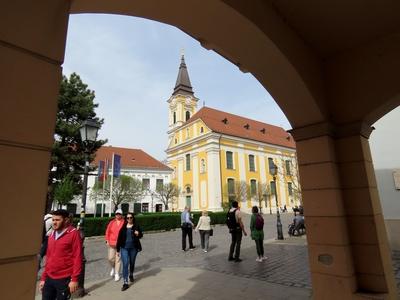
[185,154,191,171]
[226,151,234,169]
[200,159,206,173]
[185,111,190,121]
[249,154,255,171]
[173,111,176,124]
[200,127,204,133]
[186,186,191,193]
[250,179,257,196]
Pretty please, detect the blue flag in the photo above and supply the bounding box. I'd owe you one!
[113,154,121,177]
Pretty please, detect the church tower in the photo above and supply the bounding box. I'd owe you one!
[167,55,198,135]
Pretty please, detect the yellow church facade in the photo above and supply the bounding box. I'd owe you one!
[166,56,300,212]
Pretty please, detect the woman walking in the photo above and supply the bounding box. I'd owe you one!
[250,206,267,262]
[116,213,143,291]
[195,210,212,252]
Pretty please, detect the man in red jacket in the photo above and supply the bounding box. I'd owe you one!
[39,209,82,300]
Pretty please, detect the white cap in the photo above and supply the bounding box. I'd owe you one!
[115,209,123,214]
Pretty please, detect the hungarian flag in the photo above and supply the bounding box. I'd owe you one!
[98,160,105,181]
[98,159,109,181]
[113,154,121,177]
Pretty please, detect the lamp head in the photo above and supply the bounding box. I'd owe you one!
[79,119,100,143]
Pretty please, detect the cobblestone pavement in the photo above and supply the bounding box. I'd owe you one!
[83,213,311,289]
[37,212,400,298]
[392,250,400,292]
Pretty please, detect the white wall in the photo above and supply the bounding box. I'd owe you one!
[70,167,172,215]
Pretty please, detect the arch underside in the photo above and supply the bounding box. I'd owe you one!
[70,0,400,128]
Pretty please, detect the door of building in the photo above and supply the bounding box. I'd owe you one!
[186,196,191,208]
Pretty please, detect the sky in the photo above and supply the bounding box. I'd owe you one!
[64,13,399,169]
[63,14,290,160]
[370,106,400,169]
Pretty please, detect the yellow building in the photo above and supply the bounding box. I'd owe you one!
[166,56,300,212]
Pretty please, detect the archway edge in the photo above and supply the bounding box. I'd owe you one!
[70,0,327,128]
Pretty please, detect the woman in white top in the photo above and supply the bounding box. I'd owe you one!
[195,210,211,252]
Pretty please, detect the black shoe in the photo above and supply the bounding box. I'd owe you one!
[189,246,196,250]
[121,283,129,291]
[228,257,235,261]
[234,258,242,262]
[129,275,134,283]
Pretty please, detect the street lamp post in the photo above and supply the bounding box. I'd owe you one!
[77,119,100,296]
[270,163,284,240]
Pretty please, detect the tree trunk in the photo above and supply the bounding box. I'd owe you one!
[45,186,54,214]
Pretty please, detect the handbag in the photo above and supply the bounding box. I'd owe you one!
[209,228,214,236]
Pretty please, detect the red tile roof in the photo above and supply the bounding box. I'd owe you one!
[188,107,295,149]
[92,146,172,171]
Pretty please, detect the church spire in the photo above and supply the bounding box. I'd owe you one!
[172,54,194,96]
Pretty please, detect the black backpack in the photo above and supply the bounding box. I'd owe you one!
[226,209,238,229]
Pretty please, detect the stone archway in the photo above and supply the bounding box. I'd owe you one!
[1,1,400,299]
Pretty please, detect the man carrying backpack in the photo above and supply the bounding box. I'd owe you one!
[250,206,267,262]
[226,201,247,262]
[38,213,54,269]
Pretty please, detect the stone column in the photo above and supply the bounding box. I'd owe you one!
[290,122,397,299]
[0,1,70,299]
[177,157,184,210]
[192,152,199,210]
[206,148,222,211]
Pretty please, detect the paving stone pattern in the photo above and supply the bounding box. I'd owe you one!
[82,213,399,293]
[84,213,308,288]
[392,250,400,292]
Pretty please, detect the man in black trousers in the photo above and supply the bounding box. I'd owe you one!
[181,206,195,251]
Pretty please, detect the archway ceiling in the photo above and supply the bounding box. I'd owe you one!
[267,0,400,59]
[70,0,400,128]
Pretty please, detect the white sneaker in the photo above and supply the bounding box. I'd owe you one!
[115,274,120,282]
[204,250,208,253]
[256,257,263,262]
[110,268,115,277]
[262,256,268,261]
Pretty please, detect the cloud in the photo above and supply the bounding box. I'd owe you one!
[64,14,290,160]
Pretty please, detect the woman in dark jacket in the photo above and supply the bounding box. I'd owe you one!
[116,212,143,291]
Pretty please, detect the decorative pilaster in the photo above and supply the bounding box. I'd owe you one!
[289,121,397,299]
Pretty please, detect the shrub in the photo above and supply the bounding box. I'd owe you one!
[75,211,228,237]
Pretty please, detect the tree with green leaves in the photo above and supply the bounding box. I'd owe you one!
[46,73,106,212]
[154,183,180,211]
[53,175,76,208]
[93,175,144,212]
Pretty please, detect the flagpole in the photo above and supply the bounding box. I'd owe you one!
[109,153,114,217]
[101,158,107,217]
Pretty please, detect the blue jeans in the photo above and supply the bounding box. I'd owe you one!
[120,247,138,283]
